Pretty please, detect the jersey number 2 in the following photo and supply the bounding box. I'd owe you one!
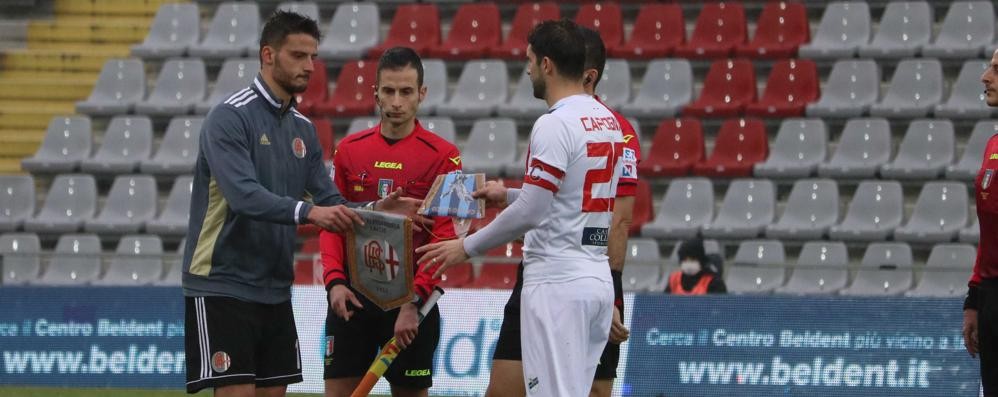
[582,142,624,212]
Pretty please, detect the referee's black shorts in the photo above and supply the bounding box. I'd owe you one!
[492,262,622,380]
[979,279,998,395]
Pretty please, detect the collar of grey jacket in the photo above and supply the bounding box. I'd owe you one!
[252,74,297,116]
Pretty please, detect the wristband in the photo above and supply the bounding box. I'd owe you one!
[325,278,348,292]
[964,285,980,311]
[611,270,624,310]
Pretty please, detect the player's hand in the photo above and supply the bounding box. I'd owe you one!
[473,180,508,207]
[394,302,420,349]
[308,205,364,232]
[376,187,434,231]
[963,309,979,358]
[329,285,363,321]
[609,306,629,344]
[415,238,469,279]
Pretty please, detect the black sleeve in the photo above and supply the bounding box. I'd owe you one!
[708,276,727,294]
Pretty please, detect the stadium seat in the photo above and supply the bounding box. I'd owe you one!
[636,118,704,178]
[0,175,34,232]
[907,244,977,298]
[276,1,320,22]
[345,117,379,136]
[805,59,879,118]
[870,58,943,118]
[420,117,457,143]
[959,217,980,244]
[84,175,158,236]
[437,263,473,288]
[154,239,185,286]
[674,2,747,59]
[893,182,968,243]
[775,241,848,295]
[21,115,92,174]
[491,2,559,59]
[367,4,440,58]
[574,2,624,54]
[692,118,768,178]
[857,1,932,59]
[725,240,785,294]
[736,1,809,58]
[0,233,41,285]
[141,116,204,176]
[922,1,994,58]
[934,60,994,119]
[314,60,377,117]
[188,2,260,59]
[36,234,102,286]
[621,238,664,292]
[496,69,547,119]
[197,58,260,114]
[817,118,892,179]
[131,3,200,59]
[828,180,903,241]
[436,60,508,118]
[765,179,839,240]
[294,59,327,117]
[23,175,97,234]
[753,118,827,178]
[609,3,683,59]
[683,59,756,118]
[879,119,954,179]
[145,175,193,237]
[621,59,693,119]
[93,235,164,286]
[80,116,153,174]
[461,118,518,176]
[319,3,380,61]
[629,179,653,236]
[419,59,447,116]
[76,58,146,116]
[640,177,713,239]
[468,263,519,289]
[593,59,631,109]
[797,1,871,59]
[701,179,776,239]
[312,118,335,160]
[134,58,207,116]
[429,3,500,60]
[839,242,913,296]
[947,121,998,180]
[745,59,819,118]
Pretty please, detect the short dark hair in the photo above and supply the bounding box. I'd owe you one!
[259,10,321,51]
[579,26,606,88]
[377,47,425,87]
[527,19,586,80]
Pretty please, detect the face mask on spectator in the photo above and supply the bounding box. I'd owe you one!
[680,260,701,275]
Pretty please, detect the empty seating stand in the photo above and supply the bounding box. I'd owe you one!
[621,59,692,119]
[0,233,41,284]
[314,60,377,117]
[828,180,903,242]
[776,241,849,295]
[491,2,559,59]
[141,117,203,176]
[430,3,500,60]
[765,179,839,240]
[818,118,892,179]
[80,116,153,175]
[134,58,206,116]
[869,58,943,119]
[798,1,871,59]
[839,243,914,296]
[37,234,102,286]
[921,1,994,58]
[674,2,747,59]
[745,59,818,118]
[574,2,624,55]
[684,59,756,118]
[692,118,768,178]
[188,2,260,59]
[0,176,34,232]
[637,118,704,178]
[367,4,440,58]
[319,3,380,61]
[701,179,776,239]
[725,240,786,294]
[22,115,92,174]
[806,60,879,118]
[131,3,199,59]
[641,177,713,240]
[857,1,932,59]
[609,3,683,59]
[76,59,146,116]
[736,1,809,59]
[754,118,827,178]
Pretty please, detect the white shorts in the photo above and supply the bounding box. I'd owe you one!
[520,277,613,396]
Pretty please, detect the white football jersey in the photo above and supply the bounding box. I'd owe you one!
[521,94,625,285]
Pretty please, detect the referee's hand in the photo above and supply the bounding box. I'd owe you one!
[329,285,363,321]
[308,205,364,232]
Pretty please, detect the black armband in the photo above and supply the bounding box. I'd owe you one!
[964,285,980,311]
[611,270,624,310]
[325,278,348,292]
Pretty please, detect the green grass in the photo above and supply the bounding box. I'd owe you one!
[0,388,342,397]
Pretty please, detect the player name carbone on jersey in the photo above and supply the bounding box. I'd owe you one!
[579,116,621,133]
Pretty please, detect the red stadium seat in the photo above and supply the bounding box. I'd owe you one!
[296,59,327,117]
[693,118,768,178]
[297,224,321,237]
[437,263,474,288]
[312,117,336,160]
[684,59,756,117]
[314,60,377,117]
[637,118,705,178]
[468,242,523,289]
[735,1,809,58]
[295,237,320,285]
[367,4,440,58]
[629,178,653,236]
[609,3,684,59]
[574,2,624,53]
[429,3,501,60]
[674,2,747,59]
[745,59,819,117]
[491,2,560,59]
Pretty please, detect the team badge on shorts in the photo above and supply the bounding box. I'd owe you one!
[378,179,393,198]
[211,351,231,373]
[292,137,306,159]
[325,336,334,357]
[984,169,994,190]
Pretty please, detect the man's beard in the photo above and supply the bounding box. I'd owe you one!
[274,63,309,94]
[531,76,547,100]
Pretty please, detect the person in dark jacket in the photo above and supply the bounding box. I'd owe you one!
[665,239,726,295]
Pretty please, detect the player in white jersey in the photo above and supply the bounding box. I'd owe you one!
[416,19,623,396]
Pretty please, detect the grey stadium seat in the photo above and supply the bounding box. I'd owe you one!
[948,121,998,180]
[753,118,827,178]
[797,2,871,59]
[421,117,456,143]
[667,240,722,267]
[765,179,839,240]
[154,239,185,286]
[196,59,260,114]
[934,60,994,119]
[84,175,158,235]
[146,175,193,237]
[594,59,631,109]
[701,179,775,239]
[817,118,891,179]
[461,118,518,176]
[839,242,913,296]
[0,175,35,232]
[346,117,379,135]
[75,59,146,115]
[419,59,447,116]
[131,3,199,59]
[960,216,980,244]
[828,180,903,241]
[893,182,968,243]
[497,68,547,119]
[1,233,41,285]
[805,60,879,118]
[277,2,320,22]
[906,244,977,298]
[775,241,849,295]
[857,1,932,59]
[436,60,508,118]
[134,58,206,116]
[621,238,664,292]
[920,1,994,59]
[21,115,92,174]
[187,2,260,59]
[319,3,380,61]
[869,58,943,118]
[37,234,102,286]
[80,116,153,174]
[23,174,97,234]
[879,119,954,179]
[641,178,714,239]
[141,116,204,175]
[726,240,785,294]
[93,235,164,286]
[622,59,693,119]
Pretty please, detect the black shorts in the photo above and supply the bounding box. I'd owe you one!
[492,263,622,380]
[979,279,998,395]
[184,296,302,394]
[324,290,440,389]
